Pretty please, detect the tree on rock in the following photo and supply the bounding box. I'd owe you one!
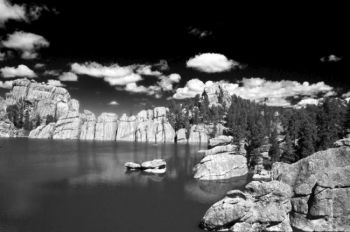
[269,128,281,163]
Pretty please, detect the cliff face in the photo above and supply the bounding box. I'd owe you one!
[1,79,220,143]
[200,145,350,231]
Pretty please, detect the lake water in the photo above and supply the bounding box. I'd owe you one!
[0,138,251,232]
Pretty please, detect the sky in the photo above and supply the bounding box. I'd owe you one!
[0,1,349,115]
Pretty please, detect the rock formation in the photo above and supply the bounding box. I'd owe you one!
[95,112,118,140]
[209,135,233,147]
[0,78,218,144]
[200,145,350,231]
[271,146,350,231]
[194,153,248,180]
[80,110,96,140]
[200,180,293,231]
[29,123,55,139]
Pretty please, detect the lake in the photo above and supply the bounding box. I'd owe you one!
[0,138,251,232]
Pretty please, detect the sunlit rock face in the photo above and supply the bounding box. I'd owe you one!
[80,110,96,140]
[193,153,248,180]
[53,111,82,139]
[204,82,232,108]
[176,128,188,143]
[4,78,75,121]
[116,107,175,143]
[95,113,118,141]
[0,120,17,137]
[271,146,350,232]
[29,123,56,139]
[200,181,293,231]
[188,124,209,144]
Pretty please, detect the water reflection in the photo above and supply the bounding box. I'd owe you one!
[0,138,250,232]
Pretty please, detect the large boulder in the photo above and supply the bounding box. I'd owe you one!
[209,135,233,147]
[29,123,55,139]
[272,147,350,231]
[53,111,82,139]
[80,110,96,140]
[200,181,293,231]
[193,153,248,180]
[95,113,118,140]
[199,144,237,156]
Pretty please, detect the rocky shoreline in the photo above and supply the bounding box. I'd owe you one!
[199,141,350,232]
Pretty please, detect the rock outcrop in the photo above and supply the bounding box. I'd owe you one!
[194,153,248,180]
[80,110,96,140]
[95,113,118,140]
[53,111,82,139]
[271,146,350,231]
[28,123,55,139]
[0,120,17,137]
[199,144,237,156]
[200,144,350,232]
[200,180,293,231]
[0,79,215,144]
[209,135,233,147]
[188,124,209,144]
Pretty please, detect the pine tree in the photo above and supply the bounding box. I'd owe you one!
[269,129,281,163]
[23,110,32,130]
[298,116,317,159]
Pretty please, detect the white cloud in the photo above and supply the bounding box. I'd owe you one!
[124,82,149,93]
[136,65,162,76]
[0,64,37,78]
[320,54,342,63]
[2,31,49,59]
[47,79,64,87]
[108,100,119,106]
[34,63,45,69]
[173,77,334,107]
[173,78,206,99]
[186,53,242,73]
[0,0,49,26]
[342,91,350,99]
[0,80,13,89]
[58,72,78,82]
[43,70,60,76]
[0,0,26,26]
[157,73,181,91]
[71,62,143,86]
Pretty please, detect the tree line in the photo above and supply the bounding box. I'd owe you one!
[167,91,350,167]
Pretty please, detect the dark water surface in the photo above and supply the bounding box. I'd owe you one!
[0,138,250,232]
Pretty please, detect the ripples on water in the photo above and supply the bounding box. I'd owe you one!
[0,138,250,232]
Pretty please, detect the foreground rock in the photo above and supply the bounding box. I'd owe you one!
[200,180,293,231]
[193,153,248,180]
[0,120,17,137]
[271,146,350,232]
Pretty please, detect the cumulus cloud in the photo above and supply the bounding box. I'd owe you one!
[157,73,181,91]
[0,0,51,27]
[342,91,350,99]
[173,77,334,107]
[186,53,242,73]
[34,63,45,69]
[0,80,13,89]
[43,70,60,76]
[108,100,119,106]
[58,72,78,82]
[0,0,26,26]
[1,31,49,59]
[136,65,162,76]
[320,54,342,63]
[0,64,37,78]
[47,79,64,87]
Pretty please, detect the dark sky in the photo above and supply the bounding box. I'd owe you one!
[0,1,349,114]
